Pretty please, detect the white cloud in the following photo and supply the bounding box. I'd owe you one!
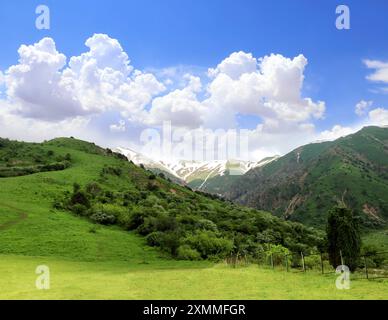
[355,100,373,116]
[110,119,126,133]
[364,59,388,83]
[368,108,388,126]
[208,51,257,80]
[0,37,332,161]
[317,125,357,141]
[147,75,206,128]
[203,53,325,128]
[3,34,165,122]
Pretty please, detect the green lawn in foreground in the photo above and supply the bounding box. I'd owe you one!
[1,255,387,300]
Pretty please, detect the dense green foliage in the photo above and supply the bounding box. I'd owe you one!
[225,127,388,228]
[327,206,362,271]
[0,137,316,261]
[56,161,324,260]
[0,138,72,177]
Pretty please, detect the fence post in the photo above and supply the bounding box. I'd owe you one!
[320,252,324,274]
[340,250,344,266]
[363,255,369,280]
[270,252,274,269]
[285,254,289,272]
[301,252,306,272]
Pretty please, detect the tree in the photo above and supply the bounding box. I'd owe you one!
[326,206,361,271]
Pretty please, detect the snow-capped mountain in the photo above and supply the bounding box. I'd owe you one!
[115,147,278,187]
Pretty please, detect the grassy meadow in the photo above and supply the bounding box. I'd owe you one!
[0,138,386,300]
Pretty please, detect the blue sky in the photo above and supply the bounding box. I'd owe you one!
[0,0,387,159]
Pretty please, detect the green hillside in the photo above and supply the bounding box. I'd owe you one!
[0,137,323,261]
[0,136,386,300]
[226,126,388,228]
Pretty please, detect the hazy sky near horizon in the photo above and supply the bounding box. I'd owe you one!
[0,0,387,160]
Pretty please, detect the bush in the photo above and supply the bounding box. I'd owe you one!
[102,166,122,176]
[147,182,159,191]
[362,245,385,268]
[90,212,116,225]
[304,254,322,270]
[70,191,90,208]
[86,182,102,197]
[195,219,218,232]
[177,245,201,260]
[185,231,233,259]
[159,232,182,256]
[71,204,89,216]
[146,231,164,247]
[265,244,291,266]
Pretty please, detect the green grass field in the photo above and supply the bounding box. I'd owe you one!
[1,255,387,300]
[0,138,387,300]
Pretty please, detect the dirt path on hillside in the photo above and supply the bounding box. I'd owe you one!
[0,203,28,231]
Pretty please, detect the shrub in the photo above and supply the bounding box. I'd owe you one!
[128,208,146,230]
[362,245,385,268]
[70,191,90,208]
[177,245,201,260]
[304,254,322,270]
[86,182,102,197]
[265,244,291,266]
[147,182,159,191]
[102,166,122,176]
[159,232,182,256]
[195,219,218,232]
[185,231,233,259]
[90,212,116,225]
[146,231,164,247]
[71,204,89,216]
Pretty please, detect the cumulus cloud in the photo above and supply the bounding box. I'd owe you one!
[208,51,257,80]
[147,75,206,128]
[203,53,325,128]
[3,34,165,122]
[355,100,373,116]
[0,36,332,161]
[368,108,388,126]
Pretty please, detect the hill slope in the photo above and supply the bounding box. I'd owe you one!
[0,137,322,263]
[226,126,388,228]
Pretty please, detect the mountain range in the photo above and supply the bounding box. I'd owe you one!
[117,126,388,228]
[224,126,388,228]
[115,146,278,188]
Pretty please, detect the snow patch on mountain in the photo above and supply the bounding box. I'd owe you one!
[115,147,279,183]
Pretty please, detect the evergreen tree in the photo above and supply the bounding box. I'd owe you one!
[326,206,361,271]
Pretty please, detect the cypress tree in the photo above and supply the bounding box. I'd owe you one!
[326,205,361,271]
